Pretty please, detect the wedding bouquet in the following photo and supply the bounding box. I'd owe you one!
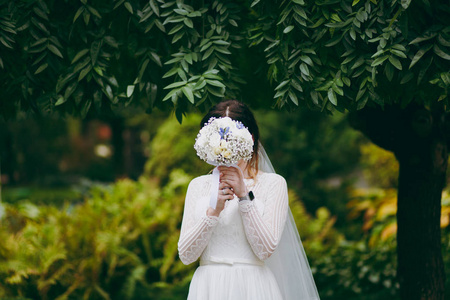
[194,117,254,166]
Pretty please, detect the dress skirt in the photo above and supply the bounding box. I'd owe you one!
[187,262,283,300]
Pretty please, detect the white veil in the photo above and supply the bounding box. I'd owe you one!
[258,143,320,300]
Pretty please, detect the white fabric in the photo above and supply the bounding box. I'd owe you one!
[259,144,320,300]
[178,173,288,300]
[178,143,320,300]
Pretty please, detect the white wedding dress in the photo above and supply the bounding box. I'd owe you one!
[178,172,288,300]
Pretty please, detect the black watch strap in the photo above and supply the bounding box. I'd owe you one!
[239,191,255,201]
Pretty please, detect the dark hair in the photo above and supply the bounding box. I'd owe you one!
[201,100,260,179]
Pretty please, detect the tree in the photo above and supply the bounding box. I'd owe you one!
[1,0,449,299]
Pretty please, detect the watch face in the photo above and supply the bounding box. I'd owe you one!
[249,191,255,201]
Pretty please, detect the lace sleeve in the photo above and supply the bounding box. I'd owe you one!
[178,177,218,265]
[238,174,289,261]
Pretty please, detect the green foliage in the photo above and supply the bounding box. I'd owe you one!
[144,113,211,182]
[0,170,195,299]
[255,109,363,225]
[249,0,450,112]
[359,143,399,188]
[286,190,401,300]
[1,0,448,120]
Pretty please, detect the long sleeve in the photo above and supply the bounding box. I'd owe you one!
[238,174,289,261]
[178,177,218,265]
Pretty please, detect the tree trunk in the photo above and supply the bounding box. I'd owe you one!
[396,142,446,300]
[349,103,447,300]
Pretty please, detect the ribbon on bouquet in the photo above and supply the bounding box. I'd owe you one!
[209,163,245,209]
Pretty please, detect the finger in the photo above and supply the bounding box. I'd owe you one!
[219,182,232,189]
[220,175,237,181]
[219,188,230,196]
[218,166,233,171]
[221,168,239,174]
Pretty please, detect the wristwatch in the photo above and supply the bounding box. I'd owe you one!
[239,191,255,201]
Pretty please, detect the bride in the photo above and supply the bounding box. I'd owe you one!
[178,100,320,300]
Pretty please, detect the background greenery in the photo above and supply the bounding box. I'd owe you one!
[1,111,450,300]
[0,0,449,298]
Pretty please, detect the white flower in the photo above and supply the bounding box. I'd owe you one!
[222,150,232,158]
[219,140,228,149]
[208,132,221,148]
[194,116,254,166]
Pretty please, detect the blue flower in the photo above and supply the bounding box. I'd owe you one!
[236,122,244,129]
[219,127,230,139]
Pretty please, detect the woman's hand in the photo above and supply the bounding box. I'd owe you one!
[218,166,247,198]
[207,182,235,217]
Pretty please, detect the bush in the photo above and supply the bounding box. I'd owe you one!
[0,170,195,300]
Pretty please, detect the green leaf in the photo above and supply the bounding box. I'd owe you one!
[275,80,290,91]
[164,81,187,89]
[409,44,433,69]
[325,34,343,47]
[207,86,225,97]
[251,0,261,6]
[127,85,135,97]
[71,49,89,64]
[356,88,366,101]
[283,26,294,34]
[409,33,437,45]
[80,99,92,118]
[172,32,184,43]
[64,82,77,99]
[150,0,160,16]
[291,79,303,92]
[78,65,92,81]
[124,2,133,14]
[73,7,84,23]
[194,79,207,90]
[434,44,450,60]
[401,0,411,9]
[163,88,179,101]
[392,44,407,51]
[184,18,193,28]
[437,35,450,47]
[327,88,337,105]
[350,28,356,40]
[33,6,48,21]
[400,72,414,84]
[288,91,299,106]
[90,40,102,66]
[385,63,394,81]
[163,67,178,78]
[48,44,63,58]
[229,19,238,27]
[30,37,48,48]
[310,91,318,105]
[388,55,402,70]
[55,95,66,106]
[182,86,194,103]
[371,55,389,67]
[86,5,102,19]
[212,40,230,46]
[300,63,310,76]
[390,49,407,58]
[352,57,365,69]
[342,77,351,86]
[300,55,313,66]
[169,23,184,35]
[206,80,226,88]
[34,63,48,74]
[332,83,344,96]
